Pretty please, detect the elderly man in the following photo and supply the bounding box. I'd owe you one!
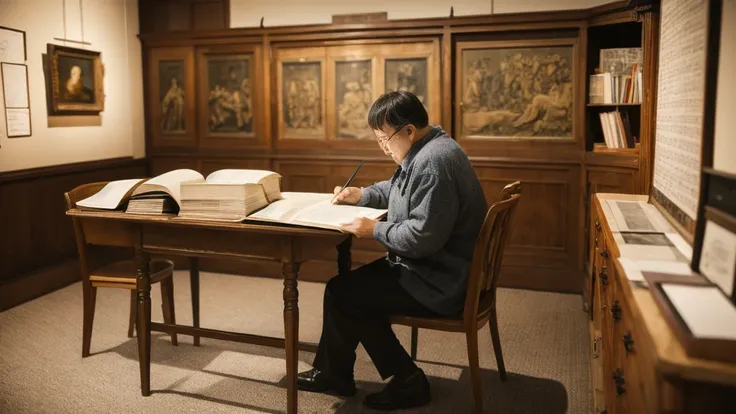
[297,91,488,410]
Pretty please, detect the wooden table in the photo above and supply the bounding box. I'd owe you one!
[66,209,352,414]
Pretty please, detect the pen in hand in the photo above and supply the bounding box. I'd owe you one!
[332,160,365,204]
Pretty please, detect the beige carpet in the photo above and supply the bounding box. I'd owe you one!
[0,271,591,413]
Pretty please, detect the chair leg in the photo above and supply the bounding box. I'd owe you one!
[410,326,418,360]
[82,282,97,358]
[160,277,178,346]
[189,257,200,347]
[466,328,484,414]
[489,307,507,381]
[128,290,137,338]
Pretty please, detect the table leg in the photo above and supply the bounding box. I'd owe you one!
[135,249,152,396]
[336,236,353,276]
[282,261,301,414]
[189,257,200,347]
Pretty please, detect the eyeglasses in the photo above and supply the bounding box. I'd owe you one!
[376,125,407,147]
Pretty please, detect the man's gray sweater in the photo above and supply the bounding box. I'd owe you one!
[357,126,488,316]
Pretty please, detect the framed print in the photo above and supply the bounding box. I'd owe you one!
[0,25,26,64]
[334,59,374,140]
[276,47,327,141]
[147,47,196,148]
[197,44,263,148]
[385,57,428,105]
[455,39,576,141]
[47,44,104,115]
[1,62,31,138]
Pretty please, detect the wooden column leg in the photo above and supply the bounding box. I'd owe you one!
[336,236,352,276]
[135,249,152,397]
[127,290,137,338]
[189,257,200,347]
[282,261,301,414]
[160,277,178,346]
[410,326,418,360]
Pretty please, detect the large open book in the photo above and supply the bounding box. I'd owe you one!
[178,169,282,220]
[76,178,146,210]
[126,169,204,215]
[246,192,387,231]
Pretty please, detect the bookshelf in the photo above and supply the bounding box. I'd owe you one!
[585,20,644,153]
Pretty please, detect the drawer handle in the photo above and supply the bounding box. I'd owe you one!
[623,332,635,353]
[593,337,601,358]
[611,301,622,321]
[599,272,608,286]
[612,369,626,395]
[595,219,601,231]
[600,250,609,258]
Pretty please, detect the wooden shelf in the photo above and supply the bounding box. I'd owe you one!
[587,103,641,107]
[592,142,639,153]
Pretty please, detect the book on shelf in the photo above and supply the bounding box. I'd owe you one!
[589,63,642,105]
[177,169,283,220]
[598,110,636,149]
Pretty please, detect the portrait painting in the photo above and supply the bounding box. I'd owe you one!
[385,58,427,105]
[282,61,323,138]
[459,44,574,140]
[205,54,253,135]
[335,60,372,139]
[158,60,186,133]
[47,44,104,115]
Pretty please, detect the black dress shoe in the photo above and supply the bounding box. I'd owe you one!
[297,368,356,397]
[363,369,431,410]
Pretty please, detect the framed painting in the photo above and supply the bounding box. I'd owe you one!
[147,47,196,148]
[455,39,577,141]
[385,57,428,106]
[47,44,104,115]
[333,58,375,140]
[197,44,263,148]
[276,47,327,141]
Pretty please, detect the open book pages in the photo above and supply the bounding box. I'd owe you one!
[178,169,283,220]
[247,192,387,231]
[126,169,205,215]
[75,178,145,210]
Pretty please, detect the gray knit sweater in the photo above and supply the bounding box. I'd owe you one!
[358,126,488,316]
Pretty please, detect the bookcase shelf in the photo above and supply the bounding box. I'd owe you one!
[584,19,644,153]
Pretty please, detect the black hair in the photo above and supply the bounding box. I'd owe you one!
[367,91,429,132]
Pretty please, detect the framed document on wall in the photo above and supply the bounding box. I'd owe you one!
[146,47,197,148]
[650,0,722,240]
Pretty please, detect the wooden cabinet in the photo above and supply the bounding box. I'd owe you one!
[589,193,736,413]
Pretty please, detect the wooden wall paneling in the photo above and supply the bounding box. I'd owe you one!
[639,9,659,195]
[191,0,229,31]
[200,158,272,176]
[473,162,582,292]
[196,43,266,150]
[147,47,198,149]
[0,157,147,310]
[138,0,229,34]
[149,156,202,176]
[442,26,453,130]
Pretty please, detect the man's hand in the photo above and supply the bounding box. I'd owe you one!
[340,217,377,238]
[332,186,363,205]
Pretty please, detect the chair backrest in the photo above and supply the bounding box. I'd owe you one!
[65,182,109,278]
[462,181,522,325]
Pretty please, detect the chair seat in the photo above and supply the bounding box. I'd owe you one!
[390,311,491,333]
[89,259,174,288]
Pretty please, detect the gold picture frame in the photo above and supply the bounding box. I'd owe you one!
[47,44,104,115]
[275,47,327,141]
[455,38,577,141]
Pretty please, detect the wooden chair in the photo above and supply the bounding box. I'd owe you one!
[65,182,179,357]
[390,181,522,414]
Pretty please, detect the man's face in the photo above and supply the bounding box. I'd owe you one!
[374,124,414,165]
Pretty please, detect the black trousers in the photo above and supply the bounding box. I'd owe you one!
[312,258,437,382]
